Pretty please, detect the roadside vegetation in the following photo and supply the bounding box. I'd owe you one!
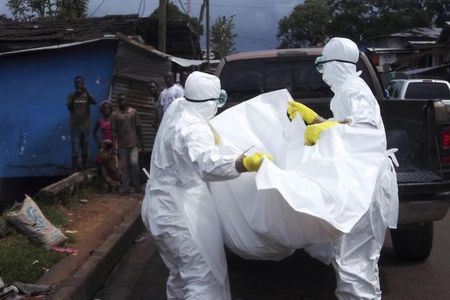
[0,188,95,284]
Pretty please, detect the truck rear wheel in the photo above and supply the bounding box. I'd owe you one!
[390,221,433,261]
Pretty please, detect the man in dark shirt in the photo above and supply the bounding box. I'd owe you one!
[66,76,96,172]
[111,93,144,196]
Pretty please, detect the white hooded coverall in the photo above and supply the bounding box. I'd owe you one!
[141,72,240,300]
[308,37,399,300]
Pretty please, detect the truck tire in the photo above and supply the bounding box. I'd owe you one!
[390,221,433,261]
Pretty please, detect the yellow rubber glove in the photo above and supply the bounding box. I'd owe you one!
[304,120,339,146]
[243,152,273,172]
[287,100,318,124]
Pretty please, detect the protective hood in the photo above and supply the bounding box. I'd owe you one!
[183,71,221,119]
[322,37,360,92]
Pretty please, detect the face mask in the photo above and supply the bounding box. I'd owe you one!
[197,101,218,120]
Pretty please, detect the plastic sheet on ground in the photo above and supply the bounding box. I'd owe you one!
[209,89,386,260]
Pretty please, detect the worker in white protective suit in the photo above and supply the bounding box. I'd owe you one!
[288,37,399,299]
[141,71,272,300]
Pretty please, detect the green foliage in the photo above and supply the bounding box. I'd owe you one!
[278,0,450,48]
[39,203,70,228]
[57,0,88,18]
[278,0,331,48]
[7,0,88,21]
[210,15,237,58]
[0,233,65,283]
[328,0,431,41]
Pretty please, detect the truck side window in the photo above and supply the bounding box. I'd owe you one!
[264,62,292,92]
[220,60,264,102]
[293,60,333,99]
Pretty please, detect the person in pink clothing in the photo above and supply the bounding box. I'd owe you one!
[92,100,113,148]
[93,100,120,190]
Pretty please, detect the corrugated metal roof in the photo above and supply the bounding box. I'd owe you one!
[0,14,138,42]
[117,33,207,68]
[366,47,416,53]
[390,27,442,40]
[117,32,167,58]
[0,36,117,57]
[402,63,450,75]
[0,15,201,58]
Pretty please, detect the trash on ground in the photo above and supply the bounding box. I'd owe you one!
[51,246,79,255]
[12,281,52,296]
[65,230,78,234]
[79,199,88,204]
[5,195,68,249]
[0,284,19,298]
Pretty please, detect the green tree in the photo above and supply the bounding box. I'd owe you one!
[58,0,88,18]
[277,0,331,48]
[327,0,431,41]
[327,0,373,41]
[7,0,88,21]
[210,15,237,58]
[277,0,449,48]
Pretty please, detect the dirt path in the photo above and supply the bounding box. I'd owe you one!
[37,192,142,286]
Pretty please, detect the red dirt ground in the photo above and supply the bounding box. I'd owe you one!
[37,192,142,286]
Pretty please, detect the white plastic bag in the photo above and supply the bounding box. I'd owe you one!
[210,89,386,259]
[6,195,67,249]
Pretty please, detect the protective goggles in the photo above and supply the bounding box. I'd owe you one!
[185,89,228,108]
[314,56,356,74]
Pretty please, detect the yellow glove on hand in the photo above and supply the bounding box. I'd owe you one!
[304,120,339,146]
[243,152,273,172]
[287,100,318,124]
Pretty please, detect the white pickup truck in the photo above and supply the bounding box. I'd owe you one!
[386,79,450,103]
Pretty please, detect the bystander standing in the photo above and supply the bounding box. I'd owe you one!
[111,94,144,196]
[147,80,161,128]
[159,72,184,113]
[92,100,113,148]
[66,76,96,172]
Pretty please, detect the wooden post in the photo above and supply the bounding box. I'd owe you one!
[159,0,167,53]
[206,0,210,68]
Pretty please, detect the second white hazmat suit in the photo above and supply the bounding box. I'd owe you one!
[309,37,399,300]
[141,71,241,300]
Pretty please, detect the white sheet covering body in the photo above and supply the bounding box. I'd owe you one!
[209,89,391,260]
